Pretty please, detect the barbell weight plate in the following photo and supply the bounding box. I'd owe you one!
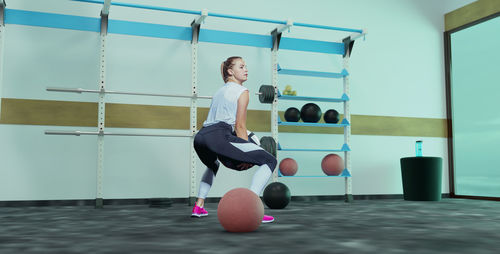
[260,136,277,157]
[259,85,275,104]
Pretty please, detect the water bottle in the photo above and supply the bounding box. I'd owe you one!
[415,140,423,157]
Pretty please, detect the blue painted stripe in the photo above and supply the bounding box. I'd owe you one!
[109,19,191,40]
[5,9,100,32]
[279,148,345,152]
[279,175,350,178]
[278,143,350,152]
[4,9,345,55]
[280,169,351,177]
[278,122,349,127]
[278,68,347,78]
[199,29,272,48]
[278,94,347,102]
[280,37,344,55]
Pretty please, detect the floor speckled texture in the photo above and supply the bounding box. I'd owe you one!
[1,198,500,253]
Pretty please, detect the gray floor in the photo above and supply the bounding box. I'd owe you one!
[1,198,499,253]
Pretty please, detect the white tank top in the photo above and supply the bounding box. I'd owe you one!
[203,82,248,128]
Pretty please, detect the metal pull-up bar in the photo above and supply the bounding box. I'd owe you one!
[71,0,364,34]
[46,87,213,99]
[45,130,193,137]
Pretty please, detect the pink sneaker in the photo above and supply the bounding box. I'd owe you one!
[191,204,208,218]
[262,215,275,223]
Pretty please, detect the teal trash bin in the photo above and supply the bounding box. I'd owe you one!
[400,157,442,201]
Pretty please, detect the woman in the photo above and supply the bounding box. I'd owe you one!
[192,56,277,223]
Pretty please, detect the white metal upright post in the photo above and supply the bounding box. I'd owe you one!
[343,38,353,202]
[0,0,6,119]
[270,29,280,182]
[189,40,198,204]
[96,2,110,208]
[189,10,206,204]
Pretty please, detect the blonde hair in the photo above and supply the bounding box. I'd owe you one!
[220,56,242,82]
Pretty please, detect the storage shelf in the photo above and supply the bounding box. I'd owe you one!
[279,169,351,177]
[279,175,351,178]
[278,92,349,103]
[278,143,351,152]
[278,118,350,127]
[278,64,349,79]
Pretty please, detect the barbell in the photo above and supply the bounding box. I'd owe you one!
[256,85,275,104]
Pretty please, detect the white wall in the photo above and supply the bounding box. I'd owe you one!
[0,0,474,201]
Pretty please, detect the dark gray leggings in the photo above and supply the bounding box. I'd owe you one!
[193,122,277,175]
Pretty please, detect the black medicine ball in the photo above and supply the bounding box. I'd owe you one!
[263,182,291,209]
[300,103,322,123]
[284,107,300,122]
[324,109,340,123]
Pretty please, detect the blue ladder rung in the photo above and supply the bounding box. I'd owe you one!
[278,118,350,127]
[279,174,350,178]
[279,148,344,152]
[277,66,349,79]
[278,93,349,103]
[278,142,350,152]
[279,169,351,178]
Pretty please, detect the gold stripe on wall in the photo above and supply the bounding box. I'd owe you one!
[0,98,446,137]
[106,103,189,129]
[0,98,97,126]
[445,0,500,31]
[351,115,447,137]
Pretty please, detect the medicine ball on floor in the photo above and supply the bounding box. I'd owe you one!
[323,109,340,123]
[263,182,291,209]
[321,153,344,176]
[279,158,298,176]
[300,103,322,123]
[284,107,300,122]
[217,188,264,232]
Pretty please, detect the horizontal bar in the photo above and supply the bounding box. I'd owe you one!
[278,93,349,103]
[72,0,363,33]
[278,67,348,78]
[72,0,201,15]
[279,148,345,152]
[278,143,350,152]
[278,122,349,128]
[47,87,212,99]
[45,130,193,137]
[279,175,350,178]
[209,11,285,25]
[293,22,363,33]
[279,169,351,177]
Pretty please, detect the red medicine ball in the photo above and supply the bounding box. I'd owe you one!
[321,153,344,176]
[217,188,264,233]
[279,158,298,176]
